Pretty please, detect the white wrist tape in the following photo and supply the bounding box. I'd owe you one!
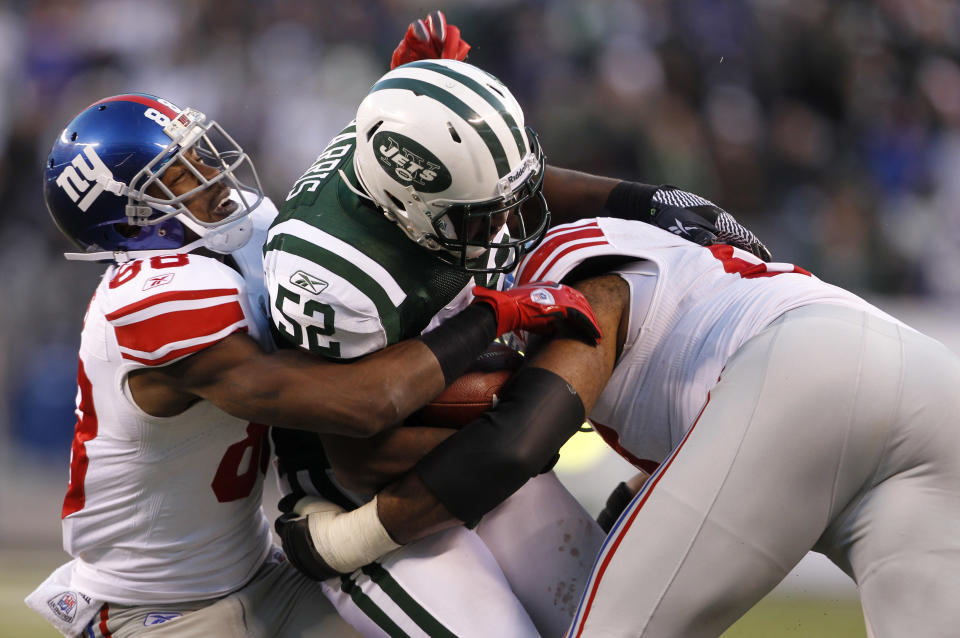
[303,496,401,573]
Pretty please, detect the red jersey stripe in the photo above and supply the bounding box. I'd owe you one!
[114,301,246,355]
[708,245,811,279]
[106,288,240,321]
[98,602,113,637]
[541,218,601,238]
[62,361,97,518]
[591,422,660,475]
[519,223,603,283]
[523,240,611,286]
[119,326,249,366]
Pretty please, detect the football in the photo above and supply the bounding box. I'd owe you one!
[410,345,524,428]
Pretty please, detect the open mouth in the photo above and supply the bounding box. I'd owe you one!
[212,194,238,219]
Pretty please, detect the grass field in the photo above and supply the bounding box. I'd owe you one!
[723,597,865,637]
[1,550,865,638]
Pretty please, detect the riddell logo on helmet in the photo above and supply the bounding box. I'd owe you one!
[372,132,451,193]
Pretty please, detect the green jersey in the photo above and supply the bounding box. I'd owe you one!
[263,123,506,359]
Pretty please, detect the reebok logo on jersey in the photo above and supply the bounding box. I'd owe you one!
[144,612,182,626]
[143,273,175,290]
[290,270,328,295]
[372,131,452,193]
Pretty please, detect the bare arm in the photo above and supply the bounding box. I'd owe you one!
[543,165,772,260]
[322,426,456,493]
[129,332,447,438]
[128,280,601,439]
[377,274,628,543]
[275,277,628,578]
[543,165,620,225]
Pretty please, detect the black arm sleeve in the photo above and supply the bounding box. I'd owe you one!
[414,366,585,524]
[603,181,661,221]
[419,304,497,385]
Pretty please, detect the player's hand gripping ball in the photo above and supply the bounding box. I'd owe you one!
[471,282,602,345]
[411,344,523,429]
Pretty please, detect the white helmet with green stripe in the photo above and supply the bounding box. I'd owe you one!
[353,59,549,273]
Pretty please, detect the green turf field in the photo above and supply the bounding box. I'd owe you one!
[1,550,865,638]
[723,596,865,637]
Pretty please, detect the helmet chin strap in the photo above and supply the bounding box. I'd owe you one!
[178,214,253,254]
[339,168,374,203]
[64,244,201,263]
[64,213,253,263]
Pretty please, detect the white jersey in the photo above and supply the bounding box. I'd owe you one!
[517,218,901,467]
[59,200,279,605]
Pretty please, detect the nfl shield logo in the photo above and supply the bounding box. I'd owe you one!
[48,591,78,622]
[530,288,555,306]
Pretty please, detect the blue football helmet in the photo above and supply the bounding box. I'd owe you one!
[43,93,264,261]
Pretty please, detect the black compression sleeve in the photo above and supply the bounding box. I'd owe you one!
[419,304,497,386]
[415,366,585,524]
[603,181,661,221]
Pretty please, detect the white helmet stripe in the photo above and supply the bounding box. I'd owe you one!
[369,77,513,178]
[401,61,527,159]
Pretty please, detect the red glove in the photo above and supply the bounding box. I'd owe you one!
[390,10,471,70]
[471,282,602,345]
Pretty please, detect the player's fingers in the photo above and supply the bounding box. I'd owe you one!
[753,241,773,262]
[426,10,446,42]
[687,228,716,247]
[412,19,430,43]
[565,308,603,345]
[442,24,471,61]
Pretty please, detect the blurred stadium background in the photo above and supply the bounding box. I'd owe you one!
[3,0,960,635]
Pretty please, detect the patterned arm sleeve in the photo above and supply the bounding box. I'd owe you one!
[649,187,772,262]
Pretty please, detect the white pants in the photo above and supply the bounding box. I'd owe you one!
[568,304,960,637]
[88,548,360,638]
[325,471,606,637]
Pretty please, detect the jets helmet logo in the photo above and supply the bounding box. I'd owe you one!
[372,131,451,193]
[55,146,113,212]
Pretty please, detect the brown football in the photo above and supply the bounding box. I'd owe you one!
[410,345,524,428]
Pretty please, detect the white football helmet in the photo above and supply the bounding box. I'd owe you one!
[353,59,549,273]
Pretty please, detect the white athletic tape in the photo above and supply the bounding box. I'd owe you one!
[306,496,401,573]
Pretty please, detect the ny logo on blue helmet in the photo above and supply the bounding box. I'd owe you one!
[44,93,263,262]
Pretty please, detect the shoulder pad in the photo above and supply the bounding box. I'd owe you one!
[265,222,409,359]
[100,254,250,366]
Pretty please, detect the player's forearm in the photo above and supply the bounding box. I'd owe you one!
[216,338,449,437]
[289,304,498,434]
[323,426,456,494]
[377,471,461,544]
[543,165,622,225]
[275,279,625,573]
[404,275,626,526]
